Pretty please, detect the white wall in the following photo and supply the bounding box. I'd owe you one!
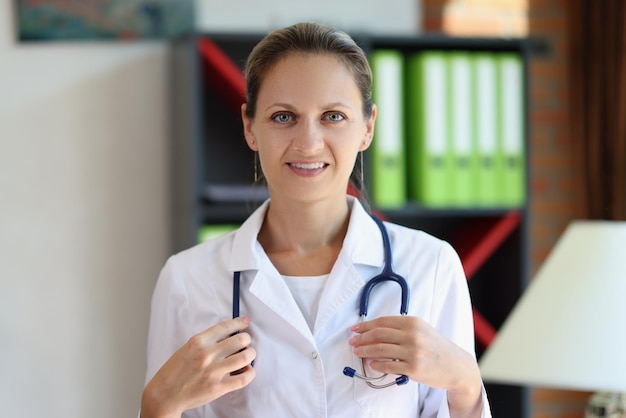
[0,2,421,416]
[0,2,171,417]
[195,0,421,34]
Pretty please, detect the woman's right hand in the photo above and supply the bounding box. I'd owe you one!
[141,317,256,418]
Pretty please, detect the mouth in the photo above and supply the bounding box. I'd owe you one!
[288,161,328,176]
[288,162,327,170]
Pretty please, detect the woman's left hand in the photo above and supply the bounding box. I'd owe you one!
[349,315,483,416]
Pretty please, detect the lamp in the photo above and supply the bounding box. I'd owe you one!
[478,221,626,416]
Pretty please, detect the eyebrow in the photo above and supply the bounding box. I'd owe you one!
[264,103,295,112]
[264,101,354,112]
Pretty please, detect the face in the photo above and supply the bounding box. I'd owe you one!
[242,53,376,205]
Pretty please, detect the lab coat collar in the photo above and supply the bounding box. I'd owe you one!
[228,199,270,273]
[227,196,387,339]
[342,196,386,269]
[227,196,386,274]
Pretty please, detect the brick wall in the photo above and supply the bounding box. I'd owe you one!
[422,0,589,416]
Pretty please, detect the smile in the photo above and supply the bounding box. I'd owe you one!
[289,162,326,169]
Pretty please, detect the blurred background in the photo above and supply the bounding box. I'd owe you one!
[1,1,623,417]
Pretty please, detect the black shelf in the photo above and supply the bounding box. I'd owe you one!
[170,31,531,418]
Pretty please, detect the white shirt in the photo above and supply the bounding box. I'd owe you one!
[145,196,492,418]
[283,274,329,331]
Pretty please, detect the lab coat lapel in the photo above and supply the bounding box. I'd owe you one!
[228,200,313,342]
[248,261,313,342]
[313,257,364,335]
[313,199,385,335]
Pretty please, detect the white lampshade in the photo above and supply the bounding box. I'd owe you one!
[479,220,626,392]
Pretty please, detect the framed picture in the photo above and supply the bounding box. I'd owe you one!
[15,0,194,41]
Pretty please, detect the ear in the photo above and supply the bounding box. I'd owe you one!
[241,103,258,151]
[359,104,377,152]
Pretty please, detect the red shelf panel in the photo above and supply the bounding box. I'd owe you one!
[197,37,246,114]
[473,308,497,347]
[451,211,522,280]
[450,211,522,348]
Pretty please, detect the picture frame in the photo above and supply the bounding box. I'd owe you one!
[15,0,194,41]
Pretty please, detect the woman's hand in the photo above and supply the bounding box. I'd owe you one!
[349,316,483,417]
[141,317,256,418]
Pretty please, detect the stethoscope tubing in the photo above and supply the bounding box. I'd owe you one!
[233,271,241,320]
[231,213,410,388]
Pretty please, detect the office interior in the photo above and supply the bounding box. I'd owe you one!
[1,1,624,417]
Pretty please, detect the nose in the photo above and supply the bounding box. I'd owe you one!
[291,118,324,153]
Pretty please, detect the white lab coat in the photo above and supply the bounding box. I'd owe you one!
[145,196,492,418]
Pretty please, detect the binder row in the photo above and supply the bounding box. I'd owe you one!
[369,49,526,209]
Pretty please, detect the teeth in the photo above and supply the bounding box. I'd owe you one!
[290,162,325,169]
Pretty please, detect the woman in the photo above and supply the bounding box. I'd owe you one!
[141,22,491,418]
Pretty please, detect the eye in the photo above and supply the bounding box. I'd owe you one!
[272,112,294,123]
[324,112,346,122]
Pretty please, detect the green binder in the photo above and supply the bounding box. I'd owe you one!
[369,50,407,209]
[497,53,526,207]
[198,224,239,243]
[472,53,502,206]
[406,51,453,207]
[448,52,478,207]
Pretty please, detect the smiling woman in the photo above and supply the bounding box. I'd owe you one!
[141,22,492,418]
[242,52,373,207]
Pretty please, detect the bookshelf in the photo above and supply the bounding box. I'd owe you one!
[171,32,531,418]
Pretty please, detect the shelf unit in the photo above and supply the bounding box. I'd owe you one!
[171,31,531,418]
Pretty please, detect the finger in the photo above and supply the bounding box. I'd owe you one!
[352,342,405,361]
[350,316,409,333]
[349,327,404,347]
[201,317,252,344]
[223,362,257,391]
[368,358,408,376]
[226,346,257,376]
[220,316,252,339]
[214,331,252,363]
[221,331,255,377]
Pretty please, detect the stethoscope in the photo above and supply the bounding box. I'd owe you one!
[232,214,411,388]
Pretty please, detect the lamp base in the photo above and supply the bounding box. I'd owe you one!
[585,392,626,417]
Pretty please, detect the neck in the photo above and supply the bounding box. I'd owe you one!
[259,196,351,255]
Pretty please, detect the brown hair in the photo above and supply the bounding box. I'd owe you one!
[243,22,373,120]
